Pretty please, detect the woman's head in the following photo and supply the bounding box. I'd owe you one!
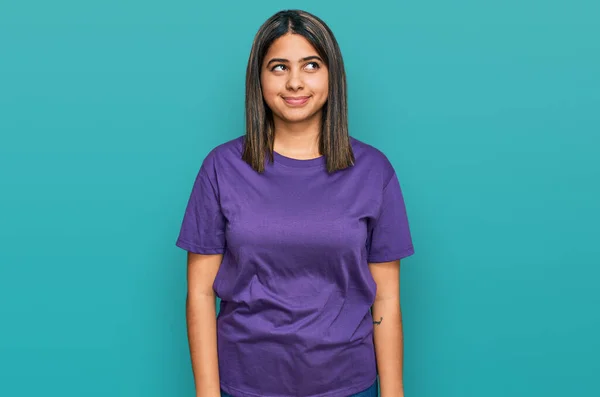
[260,33,329,135]
[243,9,354,173]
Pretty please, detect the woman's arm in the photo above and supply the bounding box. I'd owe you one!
[186,252,223,397]
[369,259,404,397]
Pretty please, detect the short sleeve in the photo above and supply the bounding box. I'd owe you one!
[366,172,415,263]
[175,154,226,254]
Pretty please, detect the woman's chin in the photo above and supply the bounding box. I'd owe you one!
[276,109,322,124]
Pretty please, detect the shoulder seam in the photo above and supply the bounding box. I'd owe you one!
[383,171,396,191]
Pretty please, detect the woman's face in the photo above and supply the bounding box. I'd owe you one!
[260,33,329,127]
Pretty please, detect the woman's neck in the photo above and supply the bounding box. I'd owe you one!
[272,113,322,160]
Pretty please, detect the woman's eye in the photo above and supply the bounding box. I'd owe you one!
[270,62,320,72]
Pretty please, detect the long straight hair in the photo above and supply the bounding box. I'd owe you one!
[242,9,355,173]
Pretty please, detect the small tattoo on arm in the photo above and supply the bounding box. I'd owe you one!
[373,316,383,325]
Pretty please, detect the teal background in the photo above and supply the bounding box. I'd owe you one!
[1,1,598,396]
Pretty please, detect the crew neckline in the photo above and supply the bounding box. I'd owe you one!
[272,150,326,168]
[236,135,359,168]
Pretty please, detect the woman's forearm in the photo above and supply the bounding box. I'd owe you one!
[372,297,404,397]
[186,293,221,397]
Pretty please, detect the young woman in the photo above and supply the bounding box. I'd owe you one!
[176,9,415,397]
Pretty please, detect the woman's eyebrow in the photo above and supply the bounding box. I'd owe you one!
[266,56,323,66]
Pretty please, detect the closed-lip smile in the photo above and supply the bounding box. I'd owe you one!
[282,96,310,106]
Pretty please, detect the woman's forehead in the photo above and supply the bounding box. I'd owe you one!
[264,34,319,59]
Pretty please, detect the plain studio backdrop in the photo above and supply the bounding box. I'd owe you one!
[0,1,598,396]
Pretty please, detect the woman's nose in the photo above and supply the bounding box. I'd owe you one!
[286,69,304,90]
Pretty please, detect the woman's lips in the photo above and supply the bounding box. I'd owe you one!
[282,96,310,106]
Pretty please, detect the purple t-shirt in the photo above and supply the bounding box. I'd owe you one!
[176,135,414,397]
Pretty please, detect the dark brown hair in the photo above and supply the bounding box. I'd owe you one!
[242,9,354,173]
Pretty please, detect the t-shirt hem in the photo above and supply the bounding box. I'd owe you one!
[220,375,377,397]
[175,238,225,254]
[368,245,415,263]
